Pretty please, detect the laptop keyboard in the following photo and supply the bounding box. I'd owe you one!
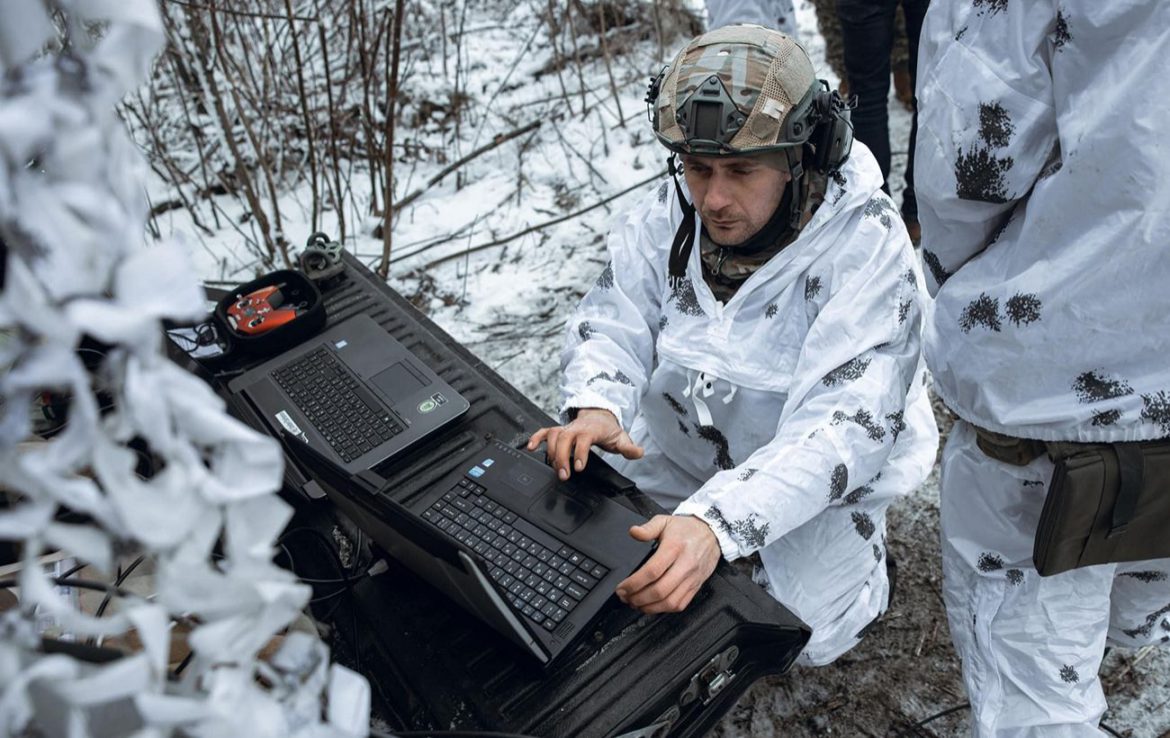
[273,347,403,462]
[423,478,610,632]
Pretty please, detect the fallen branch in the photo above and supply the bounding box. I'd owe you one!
[423,170,664,270]
[391,118,543,215]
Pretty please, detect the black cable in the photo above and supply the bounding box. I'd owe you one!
[277,542,369,585]
[903,702,1128,737]
[895,702,969,736]
[0,576,134,599]
[170,650,195,680]
[95,554,146,618]
[57,561,88,580]
[276,527,361,671]
[1099,722,1125,738]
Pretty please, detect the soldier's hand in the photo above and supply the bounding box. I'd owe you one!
[526,408,643,481]
[616,514,721,614]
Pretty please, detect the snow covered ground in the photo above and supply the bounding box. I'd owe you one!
[143,1,1170,735]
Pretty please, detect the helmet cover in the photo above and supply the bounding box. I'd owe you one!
[653,25,819,155]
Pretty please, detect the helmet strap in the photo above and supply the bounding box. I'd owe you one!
[667,154,697,289]
[785,147,807,231]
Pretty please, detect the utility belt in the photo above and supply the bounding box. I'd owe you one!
[973,425,1170,576]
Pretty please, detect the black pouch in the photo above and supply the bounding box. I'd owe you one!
[212,269,325,358]
[1033,440,1170,576]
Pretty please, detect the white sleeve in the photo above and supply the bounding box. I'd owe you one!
[914,0,1059,295]
[675,215,924,559]
[558,187,671,429]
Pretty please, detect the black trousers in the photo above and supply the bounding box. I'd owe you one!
[836,0,930,220]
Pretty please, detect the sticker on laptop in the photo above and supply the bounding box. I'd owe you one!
[431,392,448,406]
[275,410,307,441]
[334,339,348,349]
[417,398,437,414]
[468,466,485,478]
[482,459,494,467]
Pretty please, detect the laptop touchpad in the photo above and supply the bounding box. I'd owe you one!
[370,361,427,403]
[529,488,594,535]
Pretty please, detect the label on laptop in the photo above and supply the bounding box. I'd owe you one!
[334,339,348,349]
[418,398,437,414]
[275,410,304,438]
[468,466,485,478]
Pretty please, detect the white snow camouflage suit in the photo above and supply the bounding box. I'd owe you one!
[705,0,798,37]
[558,145,937,665]
[916,0,1170,734]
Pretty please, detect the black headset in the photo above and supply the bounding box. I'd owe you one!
[805,81,855,174]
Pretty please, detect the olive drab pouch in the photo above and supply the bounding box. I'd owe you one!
[1033,440,1170,576]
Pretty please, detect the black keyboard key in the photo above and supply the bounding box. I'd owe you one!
[565,583,587,601]
[590,564,608,579]
[557,595,575,610]
[541,619,557,631]
[569,569,597,589]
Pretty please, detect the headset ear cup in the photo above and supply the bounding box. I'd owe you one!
[810,91,854,173]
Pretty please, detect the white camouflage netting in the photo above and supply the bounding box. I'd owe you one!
[0,2,368,736]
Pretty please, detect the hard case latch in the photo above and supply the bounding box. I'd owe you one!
[681,645,739,706]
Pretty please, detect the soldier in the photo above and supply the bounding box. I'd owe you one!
[836,0,930,243]
[705,0,798,37]
[528,26,937,665]
[916,2,1170,733]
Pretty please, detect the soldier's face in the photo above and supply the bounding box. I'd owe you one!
[681,153,791,246]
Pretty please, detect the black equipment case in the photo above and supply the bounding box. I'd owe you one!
[216,253,810,738]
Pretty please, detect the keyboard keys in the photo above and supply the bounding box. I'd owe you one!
[272,348,403,459]
[569,570,596,589]
[421,479,612,631]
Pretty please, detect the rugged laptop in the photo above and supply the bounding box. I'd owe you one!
[229,313,470,473]
[288,434,654,666]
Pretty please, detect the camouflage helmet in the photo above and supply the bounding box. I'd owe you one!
[650,25,821,156]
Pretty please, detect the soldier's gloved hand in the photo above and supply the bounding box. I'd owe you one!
[526,408,644,481]
[616,514,721,614]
